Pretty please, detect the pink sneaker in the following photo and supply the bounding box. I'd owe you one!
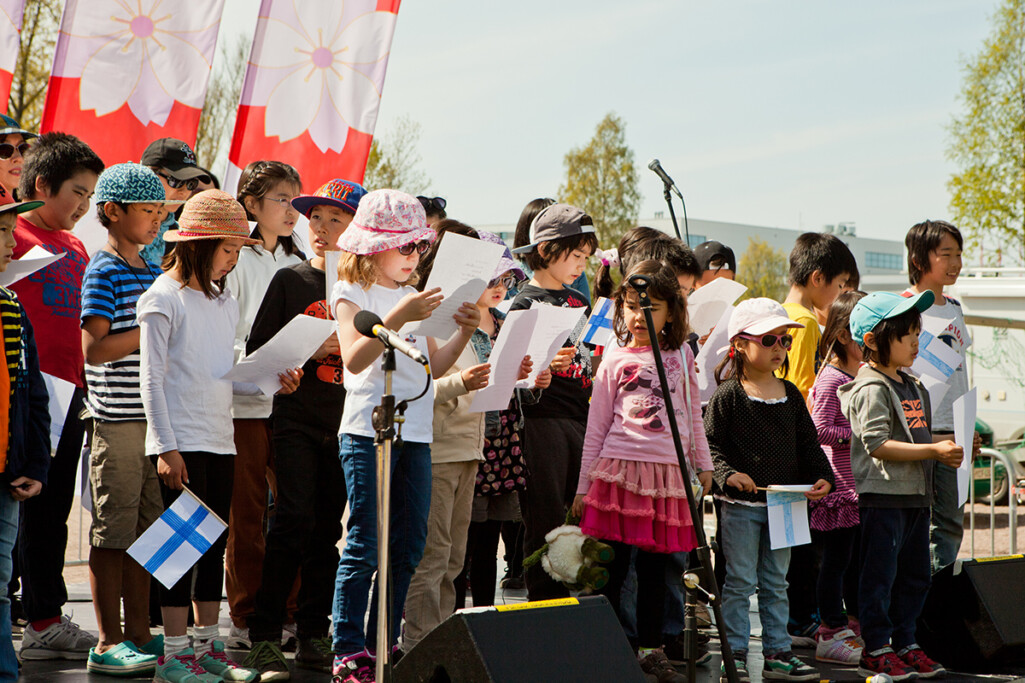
[333,650,375,682]
[815,627,862,665]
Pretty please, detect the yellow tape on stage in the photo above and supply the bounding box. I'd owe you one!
[494,597,579,612]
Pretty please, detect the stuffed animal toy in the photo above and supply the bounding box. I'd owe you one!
[523,516,614,591]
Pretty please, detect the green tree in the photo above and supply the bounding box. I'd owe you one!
[194,33,251,173]
[7,0,61,130]
[736,237,788,301]
[947,0,1025,264]
[362,114,430,194]
[559,112,641,249]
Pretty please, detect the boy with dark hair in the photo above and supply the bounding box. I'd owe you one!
[510,203,598,600]
[81,164,183,675]
[694,240,736,287]
[12,131,103,660]
[0,199,50,681]
[903,219,979,574]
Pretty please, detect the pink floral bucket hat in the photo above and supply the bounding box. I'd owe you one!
[336,189,436,255]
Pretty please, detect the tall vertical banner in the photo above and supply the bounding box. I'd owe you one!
[0,0,24,114]
[39,0,225,164]
[226,0,401,193]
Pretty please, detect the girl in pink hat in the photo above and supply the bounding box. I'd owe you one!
[328,189,480,680]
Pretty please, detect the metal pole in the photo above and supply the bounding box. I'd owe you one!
[374,348,396,683]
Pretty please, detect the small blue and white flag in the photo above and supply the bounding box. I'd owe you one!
[579,297,616,347]
[127,487,227,589]
[766,487,812,550]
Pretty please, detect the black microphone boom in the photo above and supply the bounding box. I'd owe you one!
[647,158,683,199]
[353,310,429,366]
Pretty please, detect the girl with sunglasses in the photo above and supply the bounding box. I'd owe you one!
[329,191,480,680]
[0,115,34,200]
[704,297,834,683]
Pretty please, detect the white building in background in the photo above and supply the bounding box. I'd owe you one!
[478,215,907,278]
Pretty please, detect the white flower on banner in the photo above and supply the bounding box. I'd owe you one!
[76,0,216,125]
[255,4,396,152]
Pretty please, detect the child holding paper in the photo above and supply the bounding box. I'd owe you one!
[329,190,480,680]
[138,190,301,683]
[509,203,597,601]
[838,290,964,681]
[705,298,832,683]
[242,178,366,678]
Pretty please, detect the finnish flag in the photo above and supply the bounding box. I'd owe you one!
[579,297,616,347]
[128,487,227,589]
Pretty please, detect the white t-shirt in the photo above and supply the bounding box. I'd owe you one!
[330,280,435,444]
[138,274,245,455]
[226,243,304,419]
[909,290,971,433]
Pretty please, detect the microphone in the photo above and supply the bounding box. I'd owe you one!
[353,310,429,366]
[647,158,683,199]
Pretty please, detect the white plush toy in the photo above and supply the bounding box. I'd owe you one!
[524,523,614,591]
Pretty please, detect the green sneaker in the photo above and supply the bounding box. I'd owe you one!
[86,641,158,676]
[243,639,290,681]
[197,641,259,682]
[763,651,819,681]
[720,651,750,683]
[154,649,223,683]
[136,634,164,657]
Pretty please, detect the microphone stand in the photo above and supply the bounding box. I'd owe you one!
[627,274,737,683]
[662,184,684,243]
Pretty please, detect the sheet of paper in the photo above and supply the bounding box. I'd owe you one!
[469,309,538,413]
[0,245,65,288]
[953,388,977,507]
[766,490,811,549]
[919,373,950,423]
[404,232,505,339]
[222,314,337,396]
[687,278,747,338]
[515,302,586,389]
[41,373,75,453]
[767,484,814,493]
[695,305,734,403]
[325,251,341,317]
[911,327,963,380]
[579,296,616,348]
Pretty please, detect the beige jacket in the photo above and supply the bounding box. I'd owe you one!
[430,342,485,464]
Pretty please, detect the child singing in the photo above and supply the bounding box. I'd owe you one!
[571,260,712,683]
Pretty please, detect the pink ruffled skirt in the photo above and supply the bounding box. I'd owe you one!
[580,458,697,554]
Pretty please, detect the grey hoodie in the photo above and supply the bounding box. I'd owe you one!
[837,365,933,500]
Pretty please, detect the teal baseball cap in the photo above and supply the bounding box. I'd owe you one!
[95,162,183,205]
[850,290,935,342]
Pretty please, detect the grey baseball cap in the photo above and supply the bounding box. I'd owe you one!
[511,203,595,254]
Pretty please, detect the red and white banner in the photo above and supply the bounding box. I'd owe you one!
[39,0,225,164]
[0,0,24,114]
[226,0,401,193]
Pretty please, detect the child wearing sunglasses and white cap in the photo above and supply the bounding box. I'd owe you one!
[704,297,834,683]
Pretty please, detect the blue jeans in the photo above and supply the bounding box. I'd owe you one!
[332,435,431,656]
[720,503,791,655]
[929,462,963,574]
[858,506,931,652]
[0,492,19,681]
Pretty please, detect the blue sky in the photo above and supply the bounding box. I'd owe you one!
[220,0,995,242]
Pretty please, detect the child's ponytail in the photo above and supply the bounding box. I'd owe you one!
[593,259,616,300]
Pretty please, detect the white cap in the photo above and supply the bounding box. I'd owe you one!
[727,298,805,340]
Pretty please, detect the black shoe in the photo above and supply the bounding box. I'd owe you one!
[243,640,290,681]
[499,576,525,590]
[296,635,333,673]
[662,632,711,667]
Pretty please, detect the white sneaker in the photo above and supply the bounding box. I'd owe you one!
[225,624,251,650]
[281,622,297,652]
[815,628,863,665]
[19,615,98,660]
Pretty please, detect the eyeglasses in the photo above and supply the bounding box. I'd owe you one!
[397,240,431,256]
[264,197,297,209]
[0,142,29,160]
[487,274,521,290]
[156,172,200,192]
[416,196,446,213]
[737,332,793,350]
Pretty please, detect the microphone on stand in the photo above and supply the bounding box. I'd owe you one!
[647,158,683,199]
[354,310,429,366]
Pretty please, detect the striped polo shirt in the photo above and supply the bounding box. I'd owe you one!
[81,250,161,421]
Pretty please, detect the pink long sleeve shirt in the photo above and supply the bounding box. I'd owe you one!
[577,344,713,495]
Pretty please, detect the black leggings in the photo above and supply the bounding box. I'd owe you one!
[816,525,860,628]
[152,452,234,607]
[599,541,667,649]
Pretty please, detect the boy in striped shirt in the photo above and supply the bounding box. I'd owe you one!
[79,164,182,676]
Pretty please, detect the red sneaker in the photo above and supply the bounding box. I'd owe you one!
[857,647,919,682]
[898,646,946,679]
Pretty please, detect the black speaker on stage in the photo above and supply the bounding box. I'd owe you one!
[918,555,1025,670]
[392,596,646,683]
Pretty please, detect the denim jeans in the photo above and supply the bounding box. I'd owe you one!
[858,506,931,653]
[929,463,963,574]
[620,549,689,639]
[332,435,431,656]
[720,502,792,655]
[0,492,19,682]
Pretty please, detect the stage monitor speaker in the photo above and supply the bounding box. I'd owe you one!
[392,596,646,683]
[919,554,1025,670]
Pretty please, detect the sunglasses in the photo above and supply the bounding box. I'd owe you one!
[487,274,521,290]
[417,196,446,212]
[0,142,29,160]
[397,240,431,256]
[157,172,200,192]
[737,332,794,350]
